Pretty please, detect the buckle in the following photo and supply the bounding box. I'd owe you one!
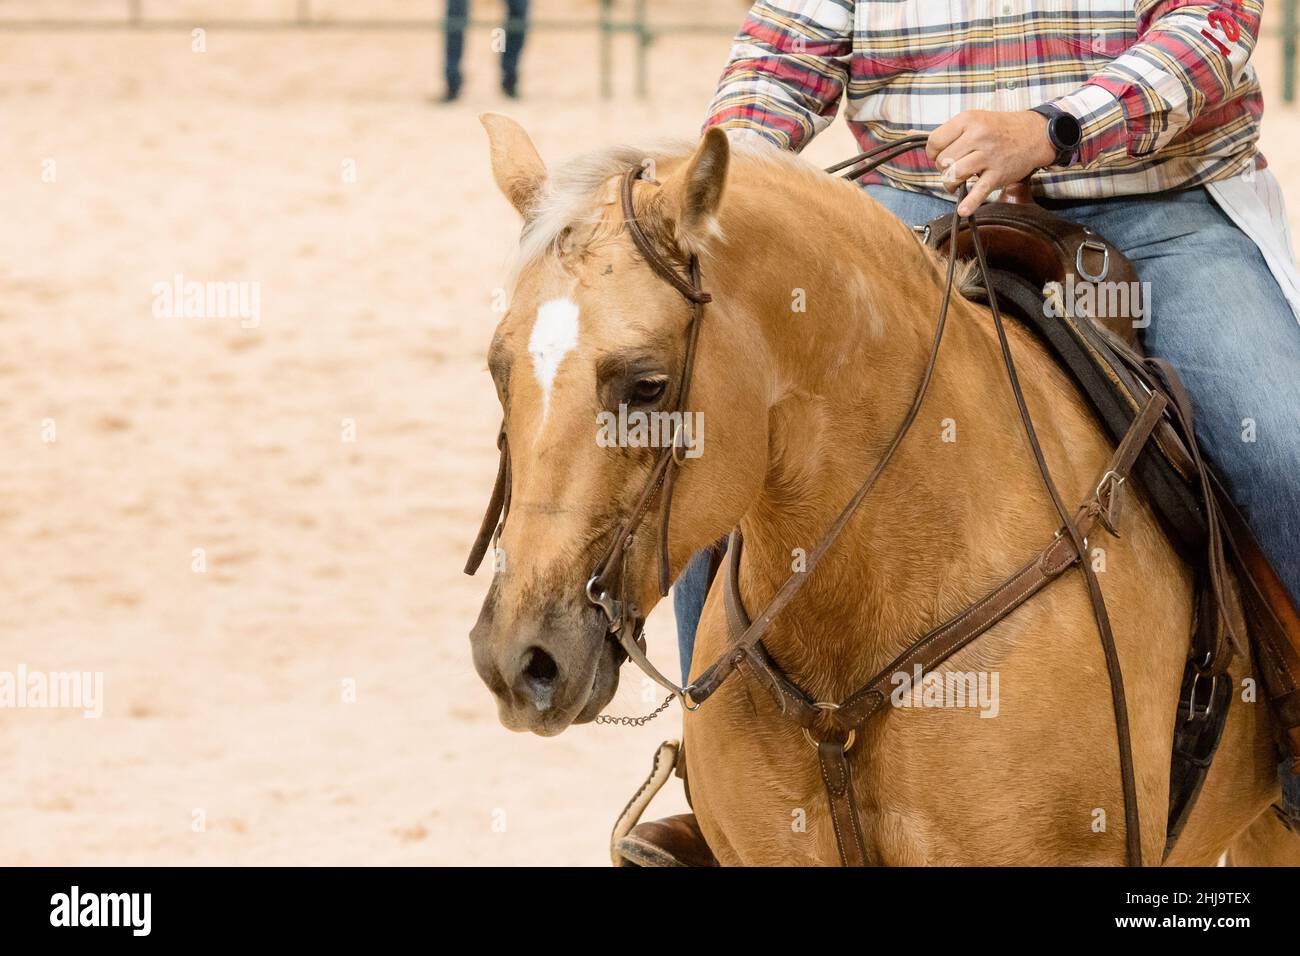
[1186,672,1217,723]
[1095,469,1127,536]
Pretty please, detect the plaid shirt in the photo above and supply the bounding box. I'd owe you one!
[704,0,1265,199]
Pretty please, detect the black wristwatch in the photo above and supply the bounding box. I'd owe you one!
[1029,104,1082,168]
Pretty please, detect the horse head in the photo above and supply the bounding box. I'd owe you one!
[467,115,768,735]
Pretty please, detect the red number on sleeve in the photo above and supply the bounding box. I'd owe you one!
[1208,10,1241,43]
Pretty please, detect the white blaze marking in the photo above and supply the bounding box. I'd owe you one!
[528,297,581,422]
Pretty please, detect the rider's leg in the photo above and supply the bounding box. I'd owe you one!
[673,548,715,686]
[862,184,956,229]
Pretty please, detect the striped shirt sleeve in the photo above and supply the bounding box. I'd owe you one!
[1050,1,1263,168]
[703,0,854,152]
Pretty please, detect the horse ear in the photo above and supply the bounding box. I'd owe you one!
[661,126,730,246]
[480,112,547,219]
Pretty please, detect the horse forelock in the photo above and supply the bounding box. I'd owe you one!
[509,141,687,279]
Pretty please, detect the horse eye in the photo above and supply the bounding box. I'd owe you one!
[629,376,668,404]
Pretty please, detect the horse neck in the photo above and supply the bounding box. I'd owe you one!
[706,165,1092,696]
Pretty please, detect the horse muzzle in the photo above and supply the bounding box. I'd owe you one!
[469,597,623,736]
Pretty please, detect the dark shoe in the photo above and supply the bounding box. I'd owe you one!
[502,78,519,99]
[441,77,462,102]
[615,813,718,867]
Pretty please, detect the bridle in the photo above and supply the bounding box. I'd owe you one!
[579,166,715,702]
[466,136,1204,866]
[464,162,712,703]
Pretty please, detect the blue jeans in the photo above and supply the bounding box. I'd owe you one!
[445,0,529,91]
[672,183,1300,810]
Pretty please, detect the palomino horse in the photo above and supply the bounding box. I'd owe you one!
[467,113,1298,865]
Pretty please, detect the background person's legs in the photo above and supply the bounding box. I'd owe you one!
[502,0,529,97]
[444,0,469,99]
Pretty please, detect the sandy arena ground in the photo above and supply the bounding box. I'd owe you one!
[1,0,1297,865]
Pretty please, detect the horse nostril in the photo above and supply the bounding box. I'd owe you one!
[523,646,559,685]
[521,647,559,712]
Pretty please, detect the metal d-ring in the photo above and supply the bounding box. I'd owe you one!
[801,701,856,752]
[1076,239,1110,283]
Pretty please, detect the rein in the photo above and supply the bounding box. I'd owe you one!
[467,136,1168,866]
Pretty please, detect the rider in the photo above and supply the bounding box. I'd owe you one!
[665,0,1300,849]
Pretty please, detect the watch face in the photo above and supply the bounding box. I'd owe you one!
[1054,113,1082,150]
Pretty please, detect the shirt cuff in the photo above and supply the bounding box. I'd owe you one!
[1048,83,1126,168]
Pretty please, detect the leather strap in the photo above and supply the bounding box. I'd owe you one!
[464,424,510,575]
[826,134,931,182]
[1144,356,1242,674]
[970,220,1145,867]
[817,742,873,866]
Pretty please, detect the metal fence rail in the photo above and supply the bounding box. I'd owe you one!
[0,0,736,97]
[3,1,1298,103]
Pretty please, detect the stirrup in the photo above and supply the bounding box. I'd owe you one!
[609,740,718,867]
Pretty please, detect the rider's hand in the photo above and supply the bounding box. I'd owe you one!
[926,110,1058,216]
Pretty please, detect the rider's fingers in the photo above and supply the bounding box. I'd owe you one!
[941,150,987,193]
[926,113,970,162]
[935,131,978,178]
[958,170,1000,216]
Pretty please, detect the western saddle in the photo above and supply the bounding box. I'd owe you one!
[613,180,1300,866]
